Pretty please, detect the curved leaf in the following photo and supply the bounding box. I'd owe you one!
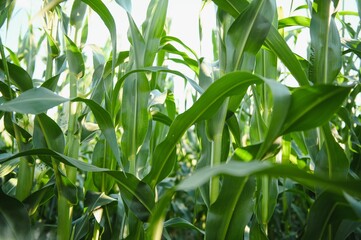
[0,189,32,240]
[264,26,310,86]
[144,72,290,187]
[73,97,122,169]
[281,85,351,134]
[0,60,33,91]
[176,161,361,199]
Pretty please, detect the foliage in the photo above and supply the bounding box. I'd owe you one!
[0,0,361,239]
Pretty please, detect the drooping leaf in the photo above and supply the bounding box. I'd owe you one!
[264,26,310,86]
[72,97,122,169]
[176,161,361,198]
[81,0,117,72]
[144,72,290,187]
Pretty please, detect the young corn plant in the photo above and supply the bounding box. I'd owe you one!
[0,0,361,239]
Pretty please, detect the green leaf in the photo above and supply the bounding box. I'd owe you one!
[45,31,60,59]
[281,85,351,134]
[264,26,310,86]
[23,182,55,216]
[65,35,84,79]
[142,0,168,67]
[278,16,310,29]
[310,0,342,84]
[303,192,361,239]
[0,149,154,221]
[81,0,117,73]
[206,177,255,239]
[0,189,32,240]
[0,60,33,91]
[73,97,122,169]
[70,0,87,28]
[164,217,205,235]
[144,72,289,187]
[212,0,249,18]
[226,0,275,71]
[0,87,68,114]
[315,125,349,180]
[176,161,361,198]
[34,113,65,153]
[91,139,115,192]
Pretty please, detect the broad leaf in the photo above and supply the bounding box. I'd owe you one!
[0,189,32,240]
[0,60,33,91]
[281,85,351,134]
[0,87,68,114]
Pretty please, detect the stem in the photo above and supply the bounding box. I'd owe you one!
[57,73,80,240]
[210,133,223,204]
[261,176,269,234]
[208,94,229,205]
[0,36,34,201]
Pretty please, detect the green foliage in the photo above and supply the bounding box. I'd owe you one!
[0,0,360,239]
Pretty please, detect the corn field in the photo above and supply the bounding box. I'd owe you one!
[1,0,361,239]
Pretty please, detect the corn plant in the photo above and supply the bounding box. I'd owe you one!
[1,0,361,239]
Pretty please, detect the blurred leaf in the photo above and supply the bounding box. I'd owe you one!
[278,16,310,28]
[315,125,349,180]
[45,31,60,59]
[212,0,249,18]
[70,0,87,28]
[164,217,205,235]
[91,139,115,192]
[0,60,33,91]
[0,87,68,114]
[281,85,351,134]
[23,182,55,216]
[342,39,361,59]
[41,74,61,91]
[303,192,361,239]
[0,189,32,240]
[115,0,132,13]
[65,35,84,79]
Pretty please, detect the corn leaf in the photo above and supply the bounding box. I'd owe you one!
[0,189,32,240]
[281,85,351,134]
[310,0,342,84]
[0,87,68,114]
